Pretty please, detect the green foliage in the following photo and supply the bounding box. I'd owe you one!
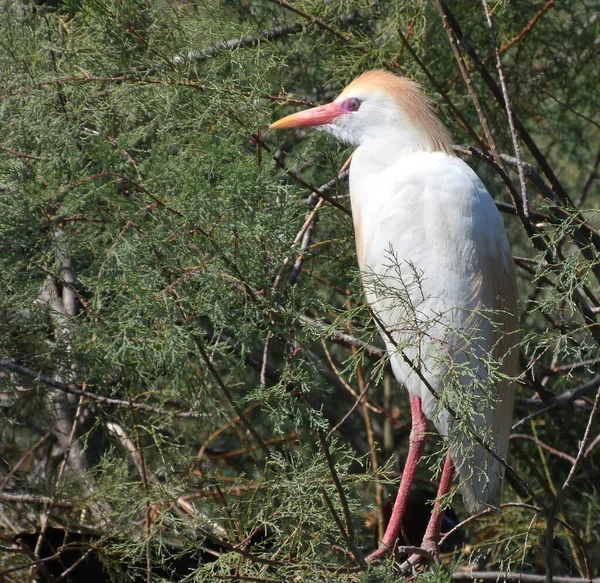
[0,0,598,581]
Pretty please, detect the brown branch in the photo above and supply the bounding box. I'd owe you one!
[453,572,599,583]
[320,340,384,415]
[584,432,600,457]
[202,433,297,462]
[580,145,600,205]
[266,0,351,43]
[510,434,576,464]
[0,359,203,418]
[327,360,386,439]
[166,23,303,65]
[259,172,347,386]
[543,388,600,582]
[317,429,366,567]
[212,576,283,583]
[0,144,41,160]
[445,0,556,90]
[0,492,76,508]
[437,0,575,210]
[0,432,52,492]
[537,357,600,376]
[558,387,600,497]
[10,542,59,582]
[253,134,351,216]
[127,404,153,583]
[194,341,272,461]
[539,87,600,130]
[197,403,263,461]
[481,0,529,217]
[513,374,600,428]
[300,315,385,359]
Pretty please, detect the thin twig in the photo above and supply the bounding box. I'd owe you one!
[320,339,384,415]
[437,0,575,210]
[0,432,52,492]
[558,387,600,497]
[513,374,600,428]
[445,0,556,90]
[317,429,366,567]
[300,315,385,359]
[327,360,386,439]
[510,434,576,464]
[166,24,303,65]
[252,134,351,215]
[0,493,75,508]
[266,0,351,43]
[0,359,204,418]
[127,404,153,583]
[584,433,600,457]
[452,572,599,583]
[195,341,272,460]
[580,145,600,205]
[57,548,94,581]
[0,144,41,160]
[481,0,529,216]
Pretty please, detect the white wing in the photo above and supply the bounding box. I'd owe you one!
[351,151,519,512]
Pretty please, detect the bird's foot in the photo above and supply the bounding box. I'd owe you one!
[365,542,392,564]
[399,540,438,575]
[366,542,436,569]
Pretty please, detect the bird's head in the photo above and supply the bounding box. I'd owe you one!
[270,70,452,154]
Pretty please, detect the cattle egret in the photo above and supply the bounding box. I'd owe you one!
[271,70,518,563]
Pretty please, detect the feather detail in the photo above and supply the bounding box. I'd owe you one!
[454,241,519,512]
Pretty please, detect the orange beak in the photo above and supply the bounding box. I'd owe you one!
[270,102,345,130]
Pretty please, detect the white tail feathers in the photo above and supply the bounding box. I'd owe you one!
[442,370,516,514]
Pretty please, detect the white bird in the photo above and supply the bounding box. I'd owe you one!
[271,70,518,563]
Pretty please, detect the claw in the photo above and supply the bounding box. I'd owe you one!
[399,542,437,575]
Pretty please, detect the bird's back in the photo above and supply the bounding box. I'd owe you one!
[350,150,519,512]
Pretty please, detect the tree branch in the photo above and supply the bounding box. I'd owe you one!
[0,359,204,418]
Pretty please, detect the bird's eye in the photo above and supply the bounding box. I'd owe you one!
[346,97,361,111]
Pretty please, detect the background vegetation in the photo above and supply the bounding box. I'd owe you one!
[0,0,598,581]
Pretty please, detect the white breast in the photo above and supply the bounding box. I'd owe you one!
[350,149,518,511]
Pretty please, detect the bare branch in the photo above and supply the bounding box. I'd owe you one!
[510,434,576,465]
[513,374,600,428]
[0,492,75,508]
[0,359,204,418]
[436,0,575,210]
[252,134,351,216]
[317,430,366,567]
[559,387,600,496]
[453,572,600,583]
[195,340,272,461]
[266,0,351,43]
[481,0,530,216]
[167,24,303,65]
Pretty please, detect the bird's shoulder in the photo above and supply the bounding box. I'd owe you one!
[352,152,503,238]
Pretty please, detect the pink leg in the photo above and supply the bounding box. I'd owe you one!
[367,395,427,562]
[412,450,455,563]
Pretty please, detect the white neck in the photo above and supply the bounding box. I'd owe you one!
[352,128,433,173]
